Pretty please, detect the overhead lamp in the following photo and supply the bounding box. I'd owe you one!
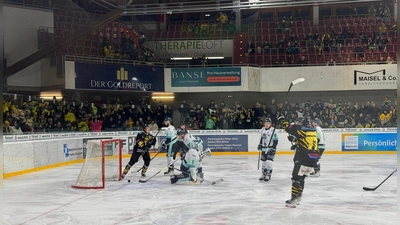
[40,96,63,100]
[152,96,174,99]
[207,56,224,59]
[171,57,192,60]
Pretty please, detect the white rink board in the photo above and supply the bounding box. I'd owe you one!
[3,128,396,174]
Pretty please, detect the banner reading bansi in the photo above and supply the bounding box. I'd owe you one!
[171,67,241,87]
[341,133,397,151]
[75,62,164,91]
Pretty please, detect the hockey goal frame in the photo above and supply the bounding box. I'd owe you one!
[72,139,122,189]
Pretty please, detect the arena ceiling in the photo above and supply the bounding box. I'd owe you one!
[80,0,381,15]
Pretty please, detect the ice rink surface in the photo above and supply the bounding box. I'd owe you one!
[3,154,397,225]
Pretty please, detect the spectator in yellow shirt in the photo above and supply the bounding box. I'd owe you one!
[379,110,391,126]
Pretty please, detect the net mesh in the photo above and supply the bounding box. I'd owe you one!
[72,139,121,189]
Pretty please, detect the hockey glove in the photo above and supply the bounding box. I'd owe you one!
[287,135,296,142]
[290,145,297,150]
[280,121,289,130]
[150,138,156,145]
[180,151,186,160]
[257,144,263,151]
[145,142,152,149]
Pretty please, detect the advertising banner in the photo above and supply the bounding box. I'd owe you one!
[201,134,248,152]
[342,133,397,151]
[148,40,233,58]
[171,67,241,87]
[74,62,164,91]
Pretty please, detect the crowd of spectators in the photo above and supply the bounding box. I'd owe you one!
[246,3,396,66]
[187,11,236,38]
[100,27,158,63]
[3,95,396,134]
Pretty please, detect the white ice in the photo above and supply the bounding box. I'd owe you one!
[3,154,397,225]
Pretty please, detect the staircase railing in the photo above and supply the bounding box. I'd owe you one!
[128,15,175,64]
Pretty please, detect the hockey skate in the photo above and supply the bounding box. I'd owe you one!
[197,172,204,183]
[310,168,320,177]
[164,167,174,175]
[285,197,301,208]
[259,173,271,182]
[141,166,148,178]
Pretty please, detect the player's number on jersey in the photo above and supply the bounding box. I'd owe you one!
[305,135,317,150]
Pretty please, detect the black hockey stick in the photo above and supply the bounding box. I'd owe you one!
[258,78,305,170]
[138,159,179,183]
[363,169,397,191]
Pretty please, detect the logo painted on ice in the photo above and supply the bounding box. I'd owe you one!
[344,136,358,149]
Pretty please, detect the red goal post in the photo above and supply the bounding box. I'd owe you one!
[72,139,122,189]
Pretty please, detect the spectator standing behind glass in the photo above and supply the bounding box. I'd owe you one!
[90,118,103,132]
[244,110,254,129]
[149,120,159,132]
[269,99,278,124]
[379,110,391,127]
[386,56,393,64]
[200,55,208,67]
[178,99,189,125]
[3,120,11,133]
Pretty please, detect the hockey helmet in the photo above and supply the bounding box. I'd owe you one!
[177,129,186,136]
[163,117,172,124]
[295,117,303,124]
[313,118,322,125]
[143,124,150,129]
[302,116,312,127]
[264,118,272,123]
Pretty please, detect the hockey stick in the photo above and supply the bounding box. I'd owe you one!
[138,159,179,183]
[258,78,305,170]
[363,169,397,191]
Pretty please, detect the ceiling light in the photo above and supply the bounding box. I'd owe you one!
[152,96,175,99]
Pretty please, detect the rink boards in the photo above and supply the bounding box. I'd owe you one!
[3,128,396,177]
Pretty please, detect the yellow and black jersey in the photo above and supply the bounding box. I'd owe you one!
[134,130,155,152]
[285,124,319,167]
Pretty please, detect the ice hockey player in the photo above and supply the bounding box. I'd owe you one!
[310,118,325,177]
[170,132,209,185]
[279,115,319,208]
[163,117,177,175]
[121,124,156,179]
[257,118,278,182]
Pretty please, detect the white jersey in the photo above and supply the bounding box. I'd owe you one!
[315,126,325,146]
[260,126,278,148]
[165,124,176,139]
[183,148,200,168]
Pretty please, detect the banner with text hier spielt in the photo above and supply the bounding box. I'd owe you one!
[341,133,397,151]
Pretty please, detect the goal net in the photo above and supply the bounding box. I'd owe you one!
[72,139,122,189]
